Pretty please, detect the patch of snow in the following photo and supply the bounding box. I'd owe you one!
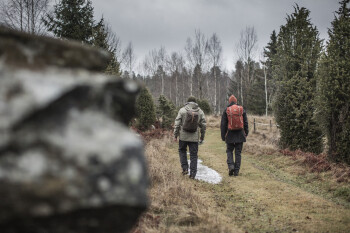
[187,158,222,184]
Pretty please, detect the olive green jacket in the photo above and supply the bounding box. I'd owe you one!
[174,102,206,142]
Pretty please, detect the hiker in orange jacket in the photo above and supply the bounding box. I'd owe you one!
[220,95,249,176]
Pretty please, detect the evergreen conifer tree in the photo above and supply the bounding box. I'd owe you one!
[92,17,109,50]
[263,30,278,112]
[43,0,94,44]
[247,66,266,115]
[273,5,323,153]
[317,0,350,163]
[92,17,121,75]
[157,95,176,129]
[136,87,156,130]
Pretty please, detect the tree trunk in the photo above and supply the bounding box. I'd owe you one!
[26,0,30,32]
[175,73,178,106]
[264,65,268,116]
[240,70,243,106]
[182,74,185,104]
[31,0,34,34]
[206,77,209,101]
[20,0,24,32]
[218,76,221,114]
[190,73,193,96]
[214,66,217,115]
[161,73,164,95]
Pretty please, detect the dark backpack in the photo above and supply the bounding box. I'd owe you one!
[182,110,199,132]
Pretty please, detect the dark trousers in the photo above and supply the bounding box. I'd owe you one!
[178,140,198,177]
[226,142,243,171]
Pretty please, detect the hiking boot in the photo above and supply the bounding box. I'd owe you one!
[234,171,239,176]
[182,170,188,175]
[189,174,195,179]
[229,168,234,176]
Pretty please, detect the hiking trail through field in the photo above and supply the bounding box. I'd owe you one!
[170,128,350,232]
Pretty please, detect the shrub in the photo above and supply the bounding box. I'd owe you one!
[197,99,211,114]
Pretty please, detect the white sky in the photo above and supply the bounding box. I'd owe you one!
[91,0,339,73]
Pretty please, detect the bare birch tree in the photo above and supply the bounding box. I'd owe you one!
[235,26,258,106]
[207,33,222,114]
[185,29,208,99]
[167,52,184,106]
[0,0,50,35]
[143,46,167,95]
[122,41,136,78]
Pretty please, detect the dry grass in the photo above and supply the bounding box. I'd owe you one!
[132,115,350,232]
[202,128,350,232]
[245,115,280,156]
[206,115,221,128]
[132,134,241,233]
[207,114,280,156]
[207,114,350,183]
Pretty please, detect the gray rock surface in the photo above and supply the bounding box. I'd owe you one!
[0,27,148,233]
[0,26,111,71]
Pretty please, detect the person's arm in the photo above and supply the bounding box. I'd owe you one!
[221,109,228,141]
[243,110,249,137]
[174,109,182,139]
[198,111,206,141]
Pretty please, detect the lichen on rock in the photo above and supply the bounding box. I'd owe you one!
[0,26,148,233]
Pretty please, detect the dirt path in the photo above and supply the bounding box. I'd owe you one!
[170,128,350,233]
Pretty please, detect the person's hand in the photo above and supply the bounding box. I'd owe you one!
[174,137,178,142]
[199,140,204,145]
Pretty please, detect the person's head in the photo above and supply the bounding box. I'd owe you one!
[228,95,237,104]
[187,96,197,103]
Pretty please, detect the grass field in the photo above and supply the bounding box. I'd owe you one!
[132,115,350,233]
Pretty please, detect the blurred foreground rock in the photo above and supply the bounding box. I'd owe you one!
[0,27,148,233]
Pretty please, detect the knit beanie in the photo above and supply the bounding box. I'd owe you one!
[187,96,197,103]
[229,95,237,104]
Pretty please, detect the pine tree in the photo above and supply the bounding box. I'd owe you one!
[92,17,109,50]
[157,95,176,129]
[92,17,121,75]
[263,30,277,72]
[317,0,350,163]
[136,87,156,130]
[263,30,278,112]
[247,65,266,115]
[273,5,323,153]
[43,0,94,44]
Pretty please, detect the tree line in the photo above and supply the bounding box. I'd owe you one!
[1,0,349,164]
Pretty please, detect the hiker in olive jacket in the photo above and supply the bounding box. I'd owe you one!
[221,95,249,176]
[174,96,206,179]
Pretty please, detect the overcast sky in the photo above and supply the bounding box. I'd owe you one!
[91,0,339,73]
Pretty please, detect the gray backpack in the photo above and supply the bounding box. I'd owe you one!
[182,110,199,132]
